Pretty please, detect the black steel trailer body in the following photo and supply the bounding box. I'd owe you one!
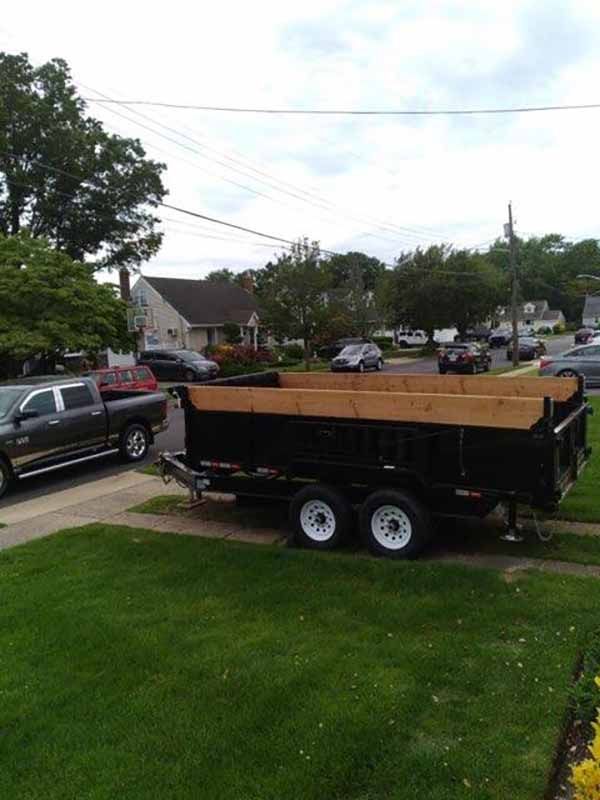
[159,371,590,558]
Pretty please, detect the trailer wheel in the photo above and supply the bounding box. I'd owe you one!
[290,484,352,550]
[359,489,432,559]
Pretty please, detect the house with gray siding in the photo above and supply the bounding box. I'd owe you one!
[131,276,260,352]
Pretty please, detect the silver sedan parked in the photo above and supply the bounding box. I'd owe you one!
[539,344,600,386]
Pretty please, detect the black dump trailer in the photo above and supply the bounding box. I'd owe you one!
[159,371,590,558]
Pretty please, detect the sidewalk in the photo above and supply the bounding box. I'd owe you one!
[0,472,187,551]
[1,472,599,580]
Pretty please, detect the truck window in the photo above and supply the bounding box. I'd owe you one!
[60,384,95,410]
[22,389,57,416]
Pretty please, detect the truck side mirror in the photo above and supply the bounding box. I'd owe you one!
[15,409,39,423]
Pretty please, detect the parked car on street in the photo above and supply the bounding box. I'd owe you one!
[438,342,491,374]
[574,327,597,345]
[84,365,158,393]
[395,329,428,348]
[506,336,546,361]
[0,377,169,499]
[488,328,512,348]
[539,344,600,386]
[330,343,383,372]
[137,350,219,382]
[318,337,372,360]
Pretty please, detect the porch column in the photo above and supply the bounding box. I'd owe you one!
[253,325,258,350]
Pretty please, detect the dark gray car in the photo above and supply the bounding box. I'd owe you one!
[539,344,600,386]
[137,349,219,382]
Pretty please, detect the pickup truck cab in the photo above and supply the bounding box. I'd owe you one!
[0,377,168,499]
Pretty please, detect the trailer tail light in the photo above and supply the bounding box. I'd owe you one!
[455,489,482,499]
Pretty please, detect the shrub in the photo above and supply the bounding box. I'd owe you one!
[573,629,600,722]
[217,362,267,378]
[553,323,565,334]
[280,343,304,361]
[537,326,553,335]
[373,336,393,347]
[570,676,600,800]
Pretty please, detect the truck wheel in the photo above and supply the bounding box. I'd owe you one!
[290,484,352,551]
[0,458,12,500]
[359,489,432,559]
[120,424,150,462]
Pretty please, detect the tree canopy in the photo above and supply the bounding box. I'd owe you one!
[0,234,130,376]
[0,52,167,270]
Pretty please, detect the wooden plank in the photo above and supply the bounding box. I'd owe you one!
[279,372,577,401]
[188,386,546,430]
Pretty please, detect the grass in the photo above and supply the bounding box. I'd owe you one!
[131,494,185,514]
[2,524,600,800]
[556,396,600,522]
[444,523,600,567]
[137,463,160,477]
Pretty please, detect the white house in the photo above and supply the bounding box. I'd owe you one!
[583,296,600,328]
[496,299,565,332]
[131,276,260,351]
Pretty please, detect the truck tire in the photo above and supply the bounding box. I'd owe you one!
[0,458,12,500]
[289,484,352,551]
[120,423,150,462]
[359,489,432,559]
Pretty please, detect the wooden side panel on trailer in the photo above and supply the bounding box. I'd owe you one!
[187,385,547,430]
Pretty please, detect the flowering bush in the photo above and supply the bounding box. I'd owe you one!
[210,344,274,366]
[571,676,600,800]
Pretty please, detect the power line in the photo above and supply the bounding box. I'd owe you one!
[82,98,600,116]
[81,85,442,246]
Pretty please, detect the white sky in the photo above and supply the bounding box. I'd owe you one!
[2,0,600,279]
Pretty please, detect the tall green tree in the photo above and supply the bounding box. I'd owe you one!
[326,251,386,291]
[0,52,166,270]
[0,234,130,377]
[256,238,329,369]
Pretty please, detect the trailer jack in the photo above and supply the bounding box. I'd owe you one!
[500,500,524,543]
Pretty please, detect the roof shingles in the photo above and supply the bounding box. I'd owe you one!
[141,276,259,326]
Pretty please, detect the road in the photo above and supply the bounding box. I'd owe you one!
[384,333,574,374]
[0,334,578,508]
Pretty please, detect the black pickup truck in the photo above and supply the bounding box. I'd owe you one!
[0,377,168,498]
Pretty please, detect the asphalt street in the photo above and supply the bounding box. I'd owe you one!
[0,333,579,507]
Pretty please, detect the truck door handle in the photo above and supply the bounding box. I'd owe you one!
[48,419,61,426]
[90,411,103,416]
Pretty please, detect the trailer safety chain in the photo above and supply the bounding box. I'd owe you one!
[531,509,553,543]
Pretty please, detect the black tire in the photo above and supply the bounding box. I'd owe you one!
[184,369,196,383]
[558,369,578,378]
[289,484,352,551]
[376,358,383,371]
[358,361,365,373]
[120,423,150,462]
[438,367,447,374]
[398,340,408,349]
[0,458,12,500]
[359,488,433,559]
[469,363,477,374]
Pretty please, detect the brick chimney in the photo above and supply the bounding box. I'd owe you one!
[119,267,131,301]
[241,271,254,293]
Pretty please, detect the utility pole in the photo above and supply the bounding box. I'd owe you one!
[506,203,519,368]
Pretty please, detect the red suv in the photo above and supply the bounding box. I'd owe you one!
[85,365,158,393]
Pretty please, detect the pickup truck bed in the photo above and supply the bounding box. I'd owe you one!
[160,371,589,558]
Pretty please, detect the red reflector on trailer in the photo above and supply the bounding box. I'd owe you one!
[455,489,482,499]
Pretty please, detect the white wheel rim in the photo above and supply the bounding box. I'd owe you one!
[371,505,412,550]
[126,429,147,458]
[300,500,336,542]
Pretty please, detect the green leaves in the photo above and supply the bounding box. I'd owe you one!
[0,233,131,371]
[0,52,166,270]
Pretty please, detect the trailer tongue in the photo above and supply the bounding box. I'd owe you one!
[159,372,590,558]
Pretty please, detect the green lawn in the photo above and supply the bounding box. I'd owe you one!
[444,524,600,566]
[556,396,600,522]
[2,524,600,800]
